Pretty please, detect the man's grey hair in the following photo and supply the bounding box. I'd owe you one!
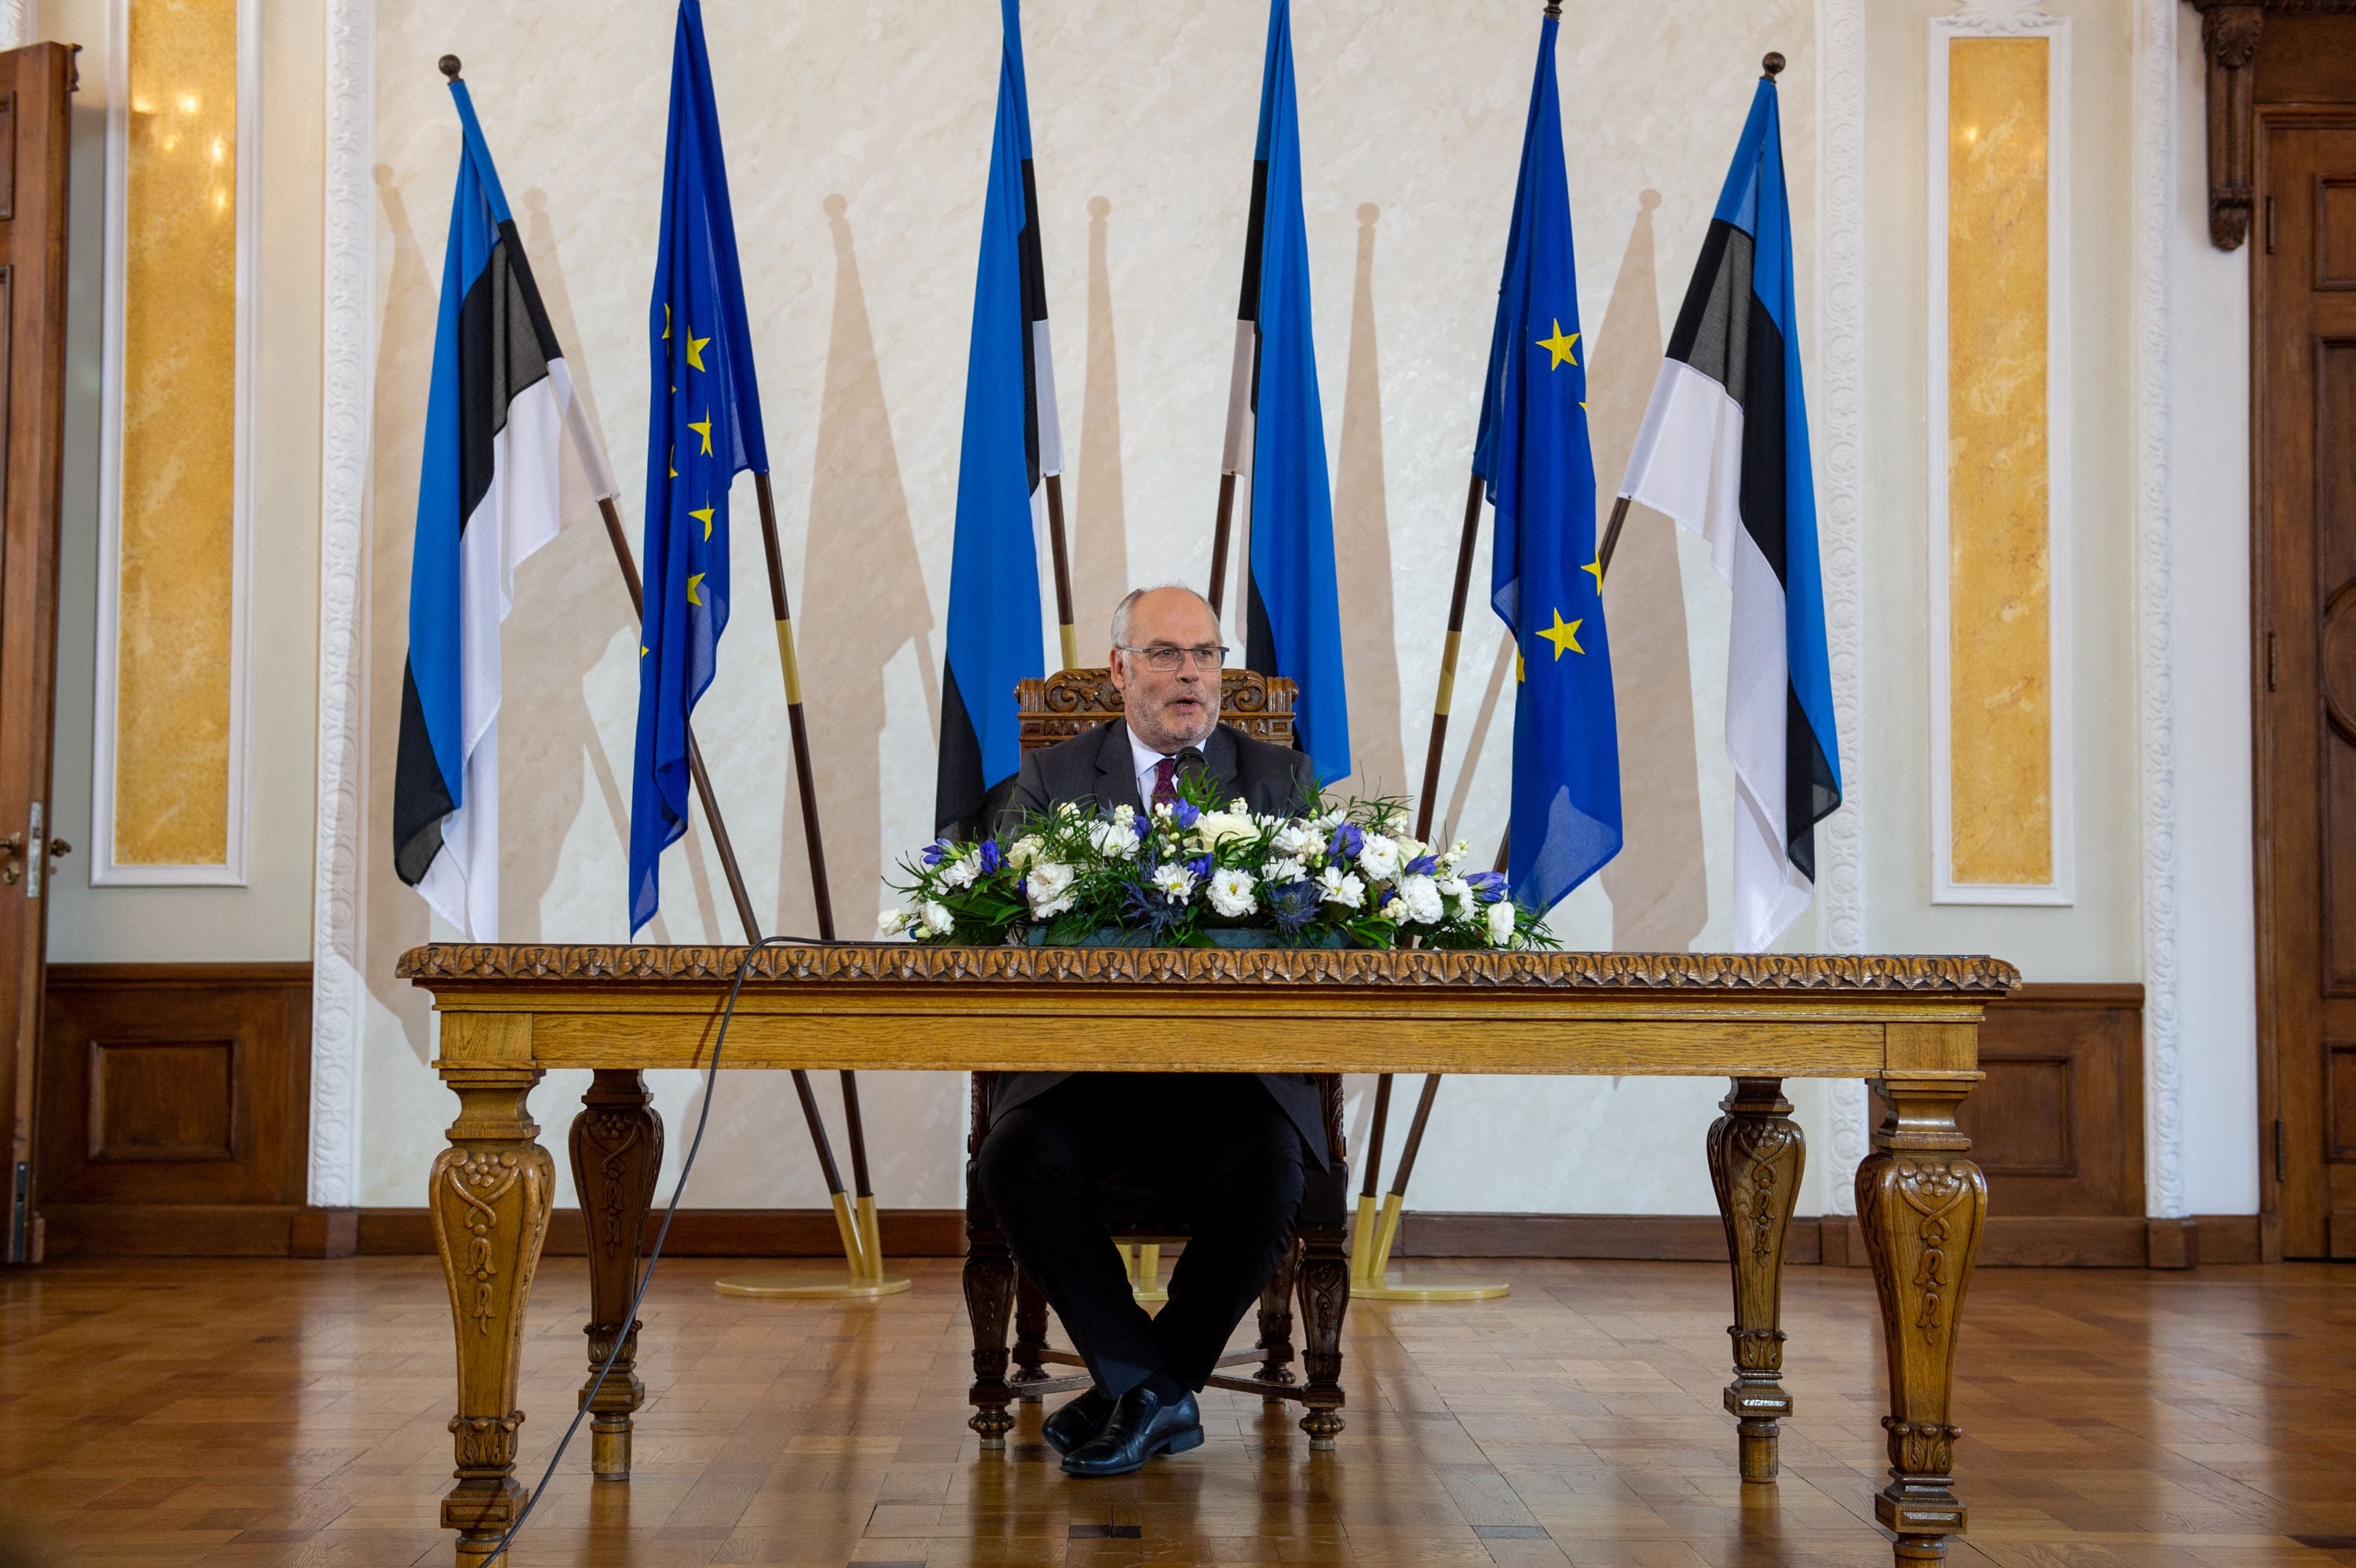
[1109,584,1219,649]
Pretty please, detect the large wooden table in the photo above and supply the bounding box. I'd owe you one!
[400,941,2015,1566]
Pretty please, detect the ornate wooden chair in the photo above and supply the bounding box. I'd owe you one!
[961,667,1352,1449]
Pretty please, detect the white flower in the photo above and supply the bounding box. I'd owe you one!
[1486,899,1519,948]
[1318,864,1366,909]
[1006,834,1044,871]
[1112,803,1137,826]
[1026,861,1077,919]
[1451,890,1477,922]
[1152,862,1198,903]
[939,853,978,890]
[1088,819,1141,859]
[919,899,954,938]
[1357,834,1401,883]
[1272,821,1321,859]
[1396,874,1445,925]
[1194,810,1259,853]
[876,908,913,936]
[1440,839,1470,874]
[1397,835,1427,862]
[1206,868,1258,918]
[1056,800,1084,821]
[1260,856,1308,886]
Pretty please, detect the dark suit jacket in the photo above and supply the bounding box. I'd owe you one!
[989,718,1330,1168]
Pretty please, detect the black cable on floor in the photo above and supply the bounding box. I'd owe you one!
[478,935,796,1567]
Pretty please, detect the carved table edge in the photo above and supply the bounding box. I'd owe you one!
[395,943,2019,994]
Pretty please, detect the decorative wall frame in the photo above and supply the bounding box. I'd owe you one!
[88,0,262,886]
[1926,3,2075,906]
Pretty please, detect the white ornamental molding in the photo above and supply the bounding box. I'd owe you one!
[1815,0,1870,1215]
[2131,0,2183,1219]
[309,0,375,1209]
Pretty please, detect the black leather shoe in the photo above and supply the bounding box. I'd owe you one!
[1041,1387,1114,1457]
[1059,1385,1202,1477]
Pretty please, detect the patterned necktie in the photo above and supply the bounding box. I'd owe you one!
[1151,756,1178,807]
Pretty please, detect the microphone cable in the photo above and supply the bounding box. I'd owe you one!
[477,934,806,1566]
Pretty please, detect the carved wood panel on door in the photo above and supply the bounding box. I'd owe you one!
[2255,111,2356,1259]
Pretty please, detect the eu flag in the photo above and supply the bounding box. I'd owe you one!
[628,0,770,934]
[1480,9,1621,916]
[1235,0,1349,784]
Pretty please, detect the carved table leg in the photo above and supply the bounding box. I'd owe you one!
[1257,1235,1300,1401]
[1012,1270,1050,1402]
[1707,1076,1804,1484]
[1857,1075,1987,1564]
[964,1232,1017,1449]
[1295,1229,1348,1449]
[569,1069,661,1482]
[432,1067,552,1566]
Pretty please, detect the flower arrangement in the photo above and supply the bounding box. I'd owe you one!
[880,779,1552,952]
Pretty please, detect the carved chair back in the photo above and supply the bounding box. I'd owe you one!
[1014,667,1297,753]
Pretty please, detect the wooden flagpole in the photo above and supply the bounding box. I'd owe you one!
[592,495,905,1301]
[1044,473,1079,669]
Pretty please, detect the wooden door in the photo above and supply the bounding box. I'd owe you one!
[0,43,74,1266]
[2255,111,2356,1260]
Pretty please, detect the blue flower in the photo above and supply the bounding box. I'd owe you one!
[1328,823,1363,861]
[979,839,1004,875]
[1465,871,1508,903]
[1377,886,1396,909]
[922,839,953,867]
[1121,879,1185,938]
[1172,799,1201,829]
[1404,853,1439,877]
[1186,854,1213,880]
[1267,879,1319,934]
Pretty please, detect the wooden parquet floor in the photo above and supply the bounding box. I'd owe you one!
[1,1255,2351,1566]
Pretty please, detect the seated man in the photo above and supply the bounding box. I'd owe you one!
[975,584,1327,1477]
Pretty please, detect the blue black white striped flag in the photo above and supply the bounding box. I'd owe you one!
[935,0,1062,839]
[1617,73,1840,950]
[393,75,614,939]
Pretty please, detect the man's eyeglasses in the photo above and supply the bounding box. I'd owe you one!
[1116,643,1228,673]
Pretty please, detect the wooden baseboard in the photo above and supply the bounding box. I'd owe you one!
[42,1202,2268,1268]
[1394,1212,1824,1264]
[356,1207,970,1259]
[42,1204,349,1258]
[1400,1211,2264,1269]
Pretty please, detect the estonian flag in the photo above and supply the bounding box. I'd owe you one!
[1617,73,1840,951]
[628,0,772,935]
[1228,0,1349,784]
[1477,6,1620,916]
[936,0,1062,839]
[393,75,612,939]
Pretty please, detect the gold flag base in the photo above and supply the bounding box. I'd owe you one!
[1352,1272,1511,1303]
[1120,1241,1168,1306]
[715,1193,910,1300]
[1348,1193,1509,1303]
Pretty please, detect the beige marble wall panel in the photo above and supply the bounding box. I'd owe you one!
[112,0,239,866]
[1946,36,2052,887]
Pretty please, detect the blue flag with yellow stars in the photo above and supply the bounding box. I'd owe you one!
[629,0,770,934]
[1478,8,1621,917]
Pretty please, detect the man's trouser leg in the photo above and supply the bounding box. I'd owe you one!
[975,1091,1165,1398]
[1149,1078,1310,1391]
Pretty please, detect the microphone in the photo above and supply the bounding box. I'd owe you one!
[1174,746,1210,795]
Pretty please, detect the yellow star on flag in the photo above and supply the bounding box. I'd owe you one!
[686,572,707,607]
[1536,608,1585,659]
[1582,557,1604,588]
[1536,320,1580,370]
[690,503,715,541]
[661,303,671,340]
[688,414,714,456]
[684,330,711,372]
[668,445,677,480]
